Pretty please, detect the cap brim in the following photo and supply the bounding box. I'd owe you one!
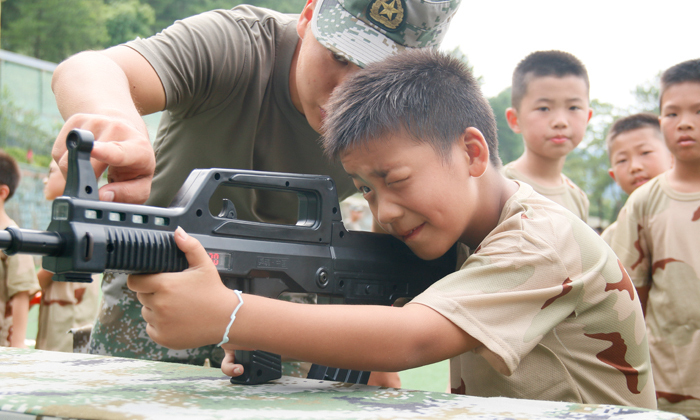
[311,0,407,68]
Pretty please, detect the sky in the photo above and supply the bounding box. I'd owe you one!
[439,0,699,110]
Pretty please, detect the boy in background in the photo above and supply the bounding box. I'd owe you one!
[611,58,700,419]
[127,49,655,408]
[0,151,40,347]
[35,161,101,352]
[600,113,673,244]
[504,50,592,222]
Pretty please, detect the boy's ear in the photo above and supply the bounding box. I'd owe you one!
[0,185,9,201]
[505,108,521,133]
[608,168,617,182]
[461,127,489,178]
[587,108,593,123]
[297,0,315,39]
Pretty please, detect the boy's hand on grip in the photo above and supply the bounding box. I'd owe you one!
[127,227,237,350]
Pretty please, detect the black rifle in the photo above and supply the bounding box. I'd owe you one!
[0,129,456,385]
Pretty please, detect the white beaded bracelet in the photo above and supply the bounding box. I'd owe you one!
[217,290,244,347]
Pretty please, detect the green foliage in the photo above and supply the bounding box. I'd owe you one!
[2,146,26,163]
[2,0,307,62]
[2,0,109,63]
[0,88,55,156]
[630,73,661,114]
[488,88,523,165]
[143,0,307,34]
[105,0,156,47]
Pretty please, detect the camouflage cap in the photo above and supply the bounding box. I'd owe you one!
[311,0,461,68]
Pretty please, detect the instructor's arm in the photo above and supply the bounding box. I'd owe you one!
[51,46,164,204]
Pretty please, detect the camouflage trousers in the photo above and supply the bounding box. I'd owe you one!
[88,272,310,376]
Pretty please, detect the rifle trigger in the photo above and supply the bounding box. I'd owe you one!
[218,199,238,220]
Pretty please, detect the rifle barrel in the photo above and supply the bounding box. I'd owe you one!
[0,227,64,256]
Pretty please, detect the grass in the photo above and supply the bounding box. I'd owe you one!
[25,301,450,393]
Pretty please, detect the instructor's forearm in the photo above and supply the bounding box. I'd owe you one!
[52,51,145,128]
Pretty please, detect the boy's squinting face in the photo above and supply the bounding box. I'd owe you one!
[508,75,592,160]
[608,127,672,195]
[341,134,475,260]
[659,81,700,164]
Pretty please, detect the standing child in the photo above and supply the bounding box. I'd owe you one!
[0,151,40,348]
[600,113,673,244]
[611,59,700,419]
[35,161,101,352]
[127,49,655,408]
[504,50,592,222]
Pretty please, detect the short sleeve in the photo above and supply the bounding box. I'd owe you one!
[126,9,253,116]
[6,254,39,298]
[409,217,582,376]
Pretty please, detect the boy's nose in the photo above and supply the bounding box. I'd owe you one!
[374,196,403,226]
[677,114,695,130]
[551,111,569,128]
[629,156,643,173]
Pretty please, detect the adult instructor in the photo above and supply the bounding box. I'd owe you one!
[50,0,461,384]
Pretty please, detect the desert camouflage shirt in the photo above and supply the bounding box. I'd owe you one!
[611,173,700,418]
[502,163,590,222]
[410,182,655,408]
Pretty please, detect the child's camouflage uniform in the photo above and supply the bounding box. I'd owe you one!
[611,173,700,418]
[600,221,617,245]
[0,219,40,347]
[502,162,590,222]
[35,275,101,352]
[410,182,655,408]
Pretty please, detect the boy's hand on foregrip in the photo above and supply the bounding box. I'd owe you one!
[53,113,155,204]
[127,227,238,350]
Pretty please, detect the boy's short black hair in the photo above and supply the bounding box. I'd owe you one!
[0,150,21,201]
[605,113,662,156]
[322,48,500,167]
[660,58,700,108]
[511,50,590,110]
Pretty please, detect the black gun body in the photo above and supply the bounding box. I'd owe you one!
[0,129,456,385]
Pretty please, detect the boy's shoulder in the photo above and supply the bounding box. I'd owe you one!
[494,181,596,244]
[624,173,695,215]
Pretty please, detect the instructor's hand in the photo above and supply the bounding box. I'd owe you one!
[53,113,155,204]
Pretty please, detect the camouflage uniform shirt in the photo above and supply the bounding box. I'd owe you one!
[0,219,40,347]
[502,162,590,222]
[610,173,700,418]
[410,182,655,408]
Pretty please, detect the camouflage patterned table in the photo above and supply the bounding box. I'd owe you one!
[0,348,686,420]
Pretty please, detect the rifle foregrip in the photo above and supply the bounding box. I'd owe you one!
[102,227,188,273]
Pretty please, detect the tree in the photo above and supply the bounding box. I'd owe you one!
[0,88,56,157]
[563,99,624,227]
[2,0,109,63]
[142,0,306,33]
[105,0,156,47]
[488,88,523,165]
[630,73,661,114]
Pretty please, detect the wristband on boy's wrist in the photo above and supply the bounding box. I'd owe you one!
[217,289,244,347]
